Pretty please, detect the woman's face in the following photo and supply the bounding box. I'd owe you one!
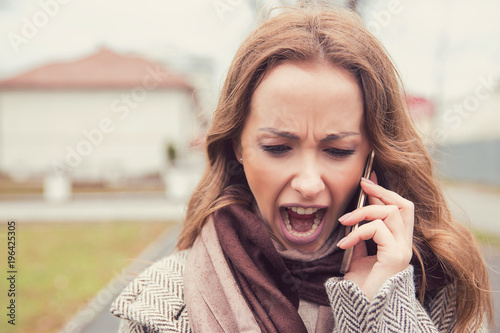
[235,61,371,253]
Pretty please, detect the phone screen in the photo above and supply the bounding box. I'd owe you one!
[339,150,375,274]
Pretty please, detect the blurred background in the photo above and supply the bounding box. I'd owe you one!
[0,0,498,332]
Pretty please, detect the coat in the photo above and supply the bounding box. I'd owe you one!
[110,249,462,332]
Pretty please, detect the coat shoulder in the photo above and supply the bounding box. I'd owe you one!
[110,250,191,333]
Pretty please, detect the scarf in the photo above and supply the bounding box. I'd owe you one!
[214,204,347,333]
[185,204,449,333]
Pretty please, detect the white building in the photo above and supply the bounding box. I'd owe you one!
[0,49,200,182]
[434,81,500,185]
[409,81,500,185]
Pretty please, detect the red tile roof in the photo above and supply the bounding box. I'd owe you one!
[0,48,193,91]
[407,95,435,118]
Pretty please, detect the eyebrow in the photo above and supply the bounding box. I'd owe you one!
[258,128,299,140]
[258,127,359,141]
[320,132,359,142]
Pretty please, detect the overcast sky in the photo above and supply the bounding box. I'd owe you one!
[0,0,255,86]
[0,0,499,101]
[360,0,500,100]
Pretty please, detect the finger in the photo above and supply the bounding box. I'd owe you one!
[368,171,384,206]
[339,204,407,240]
[360,179,415,233]
[360,177,409,207]
[338,220,394,250]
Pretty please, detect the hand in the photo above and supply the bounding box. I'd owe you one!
[336,172,414,300]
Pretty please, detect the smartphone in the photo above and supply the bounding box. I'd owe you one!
[339,150,375,274]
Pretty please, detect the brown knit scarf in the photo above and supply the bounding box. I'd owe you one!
[213,204,449,333]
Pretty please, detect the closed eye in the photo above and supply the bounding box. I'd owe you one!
[324,148,355,158]
[261,145,291,155]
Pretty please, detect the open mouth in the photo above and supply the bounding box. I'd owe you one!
[279,206,326,244]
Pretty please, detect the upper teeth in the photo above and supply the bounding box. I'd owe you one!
[281,207,324,237]
[290,207,320,215]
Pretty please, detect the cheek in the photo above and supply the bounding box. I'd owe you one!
[325,163,365,204]
[243,154,287,216]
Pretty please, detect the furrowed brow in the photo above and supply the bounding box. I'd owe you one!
[258,128,299,140]
[320,132,359,142]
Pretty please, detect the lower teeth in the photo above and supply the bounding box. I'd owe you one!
[282,211,322,237]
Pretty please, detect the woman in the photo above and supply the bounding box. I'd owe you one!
[111,6,492,332]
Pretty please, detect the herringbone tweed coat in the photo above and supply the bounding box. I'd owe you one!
[110,249,461,332]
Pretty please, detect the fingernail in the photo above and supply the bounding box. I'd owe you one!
[338,212,352,222]
[337,237,346,247]
[361,177,375,185]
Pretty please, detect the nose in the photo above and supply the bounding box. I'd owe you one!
[290,160,325,199]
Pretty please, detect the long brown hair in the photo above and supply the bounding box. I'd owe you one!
[177,6,492,331]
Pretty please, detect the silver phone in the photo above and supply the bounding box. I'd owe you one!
[340,150,375,274]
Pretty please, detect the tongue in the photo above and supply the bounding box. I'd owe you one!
[289,216,314,232]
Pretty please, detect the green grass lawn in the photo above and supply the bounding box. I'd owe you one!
[0,220,175,333]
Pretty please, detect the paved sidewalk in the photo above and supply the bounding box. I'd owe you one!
[443,183,500,235]
[0,194,186,223]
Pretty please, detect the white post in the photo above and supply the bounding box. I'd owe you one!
[44,175,71,202]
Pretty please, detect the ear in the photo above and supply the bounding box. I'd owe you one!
[233,139,242,163]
